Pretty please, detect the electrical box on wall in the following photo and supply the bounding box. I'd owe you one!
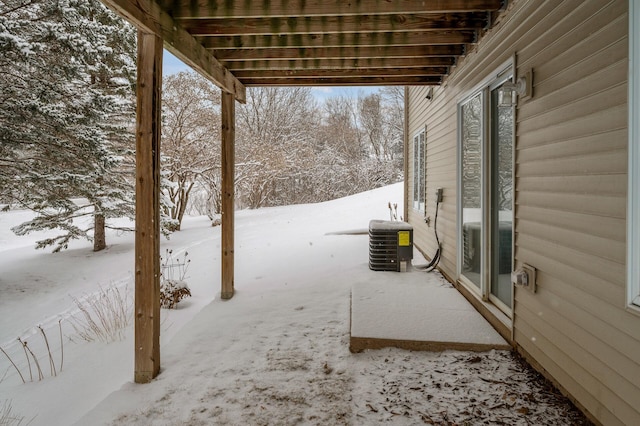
[512,263,537,293]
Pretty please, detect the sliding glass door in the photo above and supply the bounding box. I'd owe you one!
[490,85,514,308]
[458,69,514,314]
[460,93,483,289]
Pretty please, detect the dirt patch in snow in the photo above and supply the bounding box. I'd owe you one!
[352,349,591,425]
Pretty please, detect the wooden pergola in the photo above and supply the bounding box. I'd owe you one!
[100,0,504,383]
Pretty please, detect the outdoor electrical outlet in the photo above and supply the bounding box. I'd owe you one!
[523,263,537,293]
[436,188,444,203]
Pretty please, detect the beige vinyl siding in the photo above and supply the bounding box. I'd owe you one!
[513,0,633,422]
[406,85,458,278]
[406,86,430,259]
[513,6,632,424]
[407,0,637,424]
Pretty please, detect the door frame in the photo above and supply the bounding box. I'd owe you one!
[456,58,515,317]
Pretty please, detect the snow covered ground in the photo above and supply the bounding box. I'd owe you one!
[1,183,588,425]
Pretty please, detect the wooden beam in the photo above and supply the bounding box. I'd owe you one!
[233,67,448,79]
[225,57,456,71]
[179,13,489,36]
[134,31,162,384]
[161,0,504,19]
[241,76,442,86]
[221,91,235,300]
[214,45,464,61]
[101,0,246,103]
[199,30,475,50]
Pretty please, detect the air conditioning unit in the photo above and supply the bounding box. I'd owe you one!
[369,220,413,272]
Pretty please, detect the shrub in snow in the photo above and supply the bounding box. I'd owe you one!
[160,280,192,309]
[160,249,192,309]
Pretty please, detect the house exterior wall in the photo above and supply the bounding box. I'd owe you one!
[407,84,459,279]
[406,1,637,424]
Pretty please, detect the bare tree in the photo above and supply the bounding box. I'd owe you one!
[358,94,385,159]
[309,95,364,200]
[380,86,405,161]
[161,71,221,229]
[321,95,364,159]
[301,89,406,203]
[358,91,403,162]
[235,87,319,208]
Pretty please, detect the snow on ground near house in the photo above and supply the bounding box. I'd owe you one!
[1,183,588,425]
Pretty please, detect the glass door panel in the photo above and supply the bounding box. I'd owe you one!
[490,85,514,308]
[460,93,483,288]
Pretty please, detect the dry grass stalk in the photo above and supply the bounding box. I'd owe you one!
[17,339,43,381]
[38,326,56,377]
[1,399,33,426]
[0,323,63,384]
[0,347,25,384]
[68,284,132,343]
[58,319,64,372]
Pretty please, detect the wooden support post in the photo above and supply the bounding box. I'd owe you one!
[134,31,162,383]
[221,91,235,299]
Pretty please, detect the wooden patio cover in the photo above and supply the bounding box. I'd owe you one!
[99,0,505,383]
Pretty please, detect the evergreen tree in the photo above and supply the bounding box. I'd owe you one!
[0,0,137,252]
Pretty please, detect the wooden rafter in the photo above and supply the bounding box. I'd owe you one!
[170,1,497,86]
[179,13,489,36]
[198,30,476,50]
[233,67,448,79]
[160,0,504,19]
[101,0,246,102]
[214,45,464,61]
[224,57,456,71]
[240,76,442,86]
[103,0,504,92]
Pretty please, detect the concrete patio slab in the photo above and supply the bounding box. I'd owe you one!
[350,270,511,352]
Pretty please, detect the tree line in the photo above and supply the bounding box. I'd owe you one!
[168,72,404,228]
[1,0,403,250]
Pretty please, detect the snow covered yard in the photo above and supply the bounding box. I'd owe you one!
[1,183,589,425]
[83,282,589,426]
